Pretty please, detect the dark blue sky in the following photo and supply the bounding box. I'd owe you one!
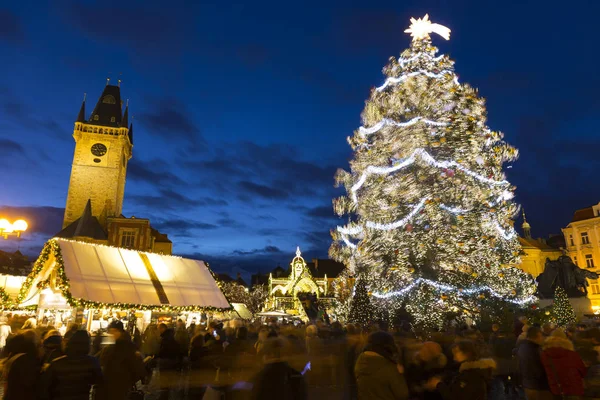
[0,0,599,279]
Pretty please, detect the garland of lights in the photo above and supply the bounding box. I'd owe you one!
[359,117,449,136]
[16,239,232,312]
[372,277,536,305]
[376,69,457,92]
[351,148,510,203]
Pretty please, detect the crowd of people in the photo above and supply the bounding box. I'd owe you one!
[0,313,600,399]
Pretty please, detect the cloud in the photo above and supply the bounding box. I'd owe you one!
[151,218,218,237]
[0,93,65,140]
[0,9,24,42]
[127,158,185,187]
[238,181,290,200]
[231,245,282,256]
[0,206,64,236]
[59,1,195,56]
[0,139,25,156]
[138,99,205,146]
[128,188,227,211]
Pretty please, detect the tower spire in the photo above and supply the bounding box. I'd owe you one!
[522,209,531,239]
[122,100,129,127]
[76,93,86,122]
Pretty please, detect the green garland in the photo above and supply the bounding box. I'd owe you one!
[17,239,232,312]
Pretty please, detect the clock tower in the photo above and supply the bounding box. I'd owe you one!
[62,83,133,228]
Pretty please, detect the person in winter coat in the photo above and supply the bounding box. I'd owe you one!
[406,341,447,400]
[40,330,102,400]
[250,337,307,400]
[174,319,189,359]
[517,326,554,400]
[3,332,41,400]
[95,320,145,400]
[428,340,496,400]
[354,331,408,400]
[540,329,586,398]
[41,330,63,366]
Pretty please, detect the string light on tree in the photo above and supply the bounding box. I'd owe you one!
[330,14,536,330]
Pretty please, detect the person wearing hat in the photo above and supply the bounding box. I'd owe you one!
[354,331,408,400]
[94,320,145,400]
[541,328,587,398]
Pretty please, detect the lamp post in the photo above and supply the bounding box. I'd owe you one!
[0,218,28,239]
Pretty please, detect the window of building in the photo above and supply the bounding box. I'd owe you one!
[570,234,574,246]
[120,230,136,249]
[93,115,99,121]
[586,254,595,269]
[591,279,600,295]
[582,232,590,245]
[110,117,116,122]
[102,95,116,104]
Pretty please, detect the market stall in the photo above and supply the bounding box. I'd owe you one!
[18,238,231,332]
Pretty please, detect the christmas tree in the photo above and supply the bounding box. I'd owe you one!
[553,286,576,327]
[347,278,373,327]
[330,15,536,329]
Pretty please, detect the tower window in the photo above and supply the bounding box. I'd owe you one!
[102,95,116,104]
[120,230,136,249]
[93,115,99,121]
[110,117,116,123]
[582,232,590,245]
[586,254,595,268]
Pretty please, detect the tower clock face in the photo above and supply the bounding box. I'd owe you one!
[91,143,107,157]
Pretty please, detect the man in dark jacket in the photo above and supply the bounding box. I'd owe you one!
[95,320,145,400]
[156,323,180,400]
[354,331,408,400]
[40,330,102,400]
[517,326,554,400]
[3,333,40,400]
[251,337,307,400]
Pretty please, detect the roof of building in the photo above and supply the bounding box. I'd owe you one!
[251,273,268,287]
[571,206,597,223]
[306,259,346,278]
[76,98,86,123]
[217,273,235,283]
[518,236,560,251]
[128,123,134,144]
[271,265,288,278]
[20,239,230,309]
[54,200,107,240]
[88,84,124,127]
[0,250,31,276]
[150,227,171,243]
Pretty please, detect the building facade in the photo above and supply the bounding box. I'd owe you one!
[56,83,172,254]
[266,247,337,319]
[562,202,600,309]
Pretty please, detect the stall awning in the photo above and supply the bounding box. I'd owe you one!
[20,239,230,310]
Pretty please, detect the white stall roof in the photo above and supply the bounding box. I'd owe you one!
[21,239,230,309]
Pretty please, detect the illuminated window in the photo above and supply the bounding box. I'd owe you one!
[591,279,600,295]
[586,254,595,269]
[93,115,99,121]
[120,230,136,249]
[102,95,116,104]
[110,117,116,122]
[570,235,574,246]
[582,232,590,245]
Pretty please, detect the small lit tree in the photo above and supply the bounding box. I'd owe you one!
[552,286,576,327]
[348,277,374,327]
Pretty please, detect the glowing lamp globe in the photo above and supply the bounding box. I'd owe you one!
[0,219,12,232]
[12,220,27,232]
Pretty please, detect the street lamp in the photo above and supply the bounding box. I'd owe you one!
[0,218,28,239]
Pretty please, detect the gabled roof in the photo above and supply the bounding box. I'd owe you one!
[271,265,288,278]
[76,98,86,123]
[150,227,171,243]
[571,207,596,223]
[20,239,230,309]
[54,200,107,240]
[518,236,557,251]
[88,84,123,127]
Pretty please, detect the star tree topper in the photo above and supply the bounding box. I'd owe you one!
[404,14,451,41]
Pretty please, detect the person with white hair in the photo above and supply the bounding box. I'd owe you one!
[0,315,11,350]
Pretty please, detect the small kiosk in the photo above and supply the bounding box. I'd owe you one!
[18,238,230,332]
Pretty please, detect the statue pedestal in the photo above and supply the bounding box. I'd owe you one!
[540,297,593,317]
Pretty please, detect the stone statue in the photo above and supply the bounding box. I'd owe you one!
[536,255,599,298]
